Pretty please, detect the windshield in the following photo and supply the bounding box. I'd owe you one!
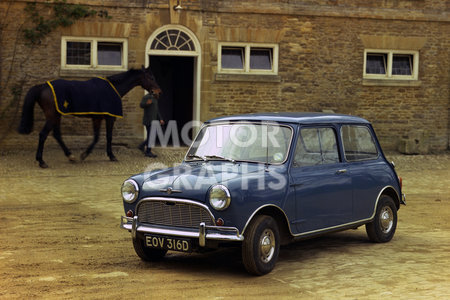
[186,122,293,164]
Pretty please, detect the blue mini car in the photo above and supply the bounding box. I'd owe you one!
[120,113,406,275]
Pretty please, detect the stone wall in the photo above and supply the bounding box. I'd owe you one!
[0,0,448,152]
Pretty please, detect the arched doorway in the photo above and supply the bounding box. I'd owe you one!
[145,25,201,145]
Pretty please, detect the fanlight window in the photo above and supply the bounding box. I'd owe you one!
[151,29,195,51]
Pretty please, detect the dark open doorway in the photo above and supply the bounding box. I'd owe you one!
[149,55,194,146]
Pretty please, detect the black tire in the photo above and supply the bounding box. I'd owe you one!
[242,215,280,276]
[366,195,397,243]
[132,238,167,261]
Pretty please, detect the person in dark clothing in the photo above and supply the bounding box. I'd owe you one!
[138,89,164,157]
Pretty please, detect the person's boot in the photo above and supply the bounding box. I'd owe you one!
[138,141,146,153]
[145,149,157,158]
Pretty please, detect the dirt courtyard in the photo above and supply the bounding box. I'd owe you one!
[0,146,449,299]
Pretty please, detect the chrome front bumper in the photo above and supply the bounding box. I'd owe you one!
[120,216,244,247]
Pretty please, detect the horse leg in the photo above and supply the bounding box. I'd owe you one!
[81,118,101,161]
[36,121,53,168]
[106,116,117,161]
[52,116,75,162]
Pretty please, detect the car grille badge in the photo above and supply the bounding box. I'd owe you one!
[160,187,182,195]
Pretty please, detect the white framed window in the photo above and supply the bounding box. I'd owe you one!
[218,43,278,75]
[61,37,128,70]
[363,49,419,80]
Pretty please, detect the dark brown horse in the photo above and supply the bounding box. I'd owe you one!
[18,66,161,168]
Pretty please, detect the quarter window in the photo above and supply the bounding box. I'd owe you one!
[218,43,278,74]
[341,125,378,161]
[61,37,128,70]
[294,128,339,167]
[364,50,418,80]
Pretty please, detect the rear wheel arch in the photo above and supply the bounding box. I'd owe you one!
[379,186,401,210]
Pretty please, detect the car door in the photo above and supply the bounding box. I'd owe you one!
[290,126,353,234]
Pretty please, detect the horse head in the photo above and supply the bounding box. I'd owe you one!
[141,66,162,96]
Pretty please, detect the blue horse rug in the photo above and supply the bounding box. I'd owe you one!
[47,77,123,118]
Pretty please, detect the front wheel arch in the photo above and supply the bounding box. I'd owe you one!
[242,205,292,246]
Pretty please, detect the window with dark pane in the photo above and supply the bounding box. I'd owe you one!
[154,31,170,49]
[168,29,179,46]
[392,54,413,75]
[250,48,272,70]
[176,34,190,50]
[365,53,387,74]
[150,29,195,52]
[97,42,122,66]
[221,47,244,69]
[66,41,91,65]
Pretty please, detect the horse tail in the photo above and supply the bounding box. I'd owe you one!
[18,84,44,134]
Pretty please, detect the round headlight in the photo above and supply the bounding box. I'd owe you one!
[209,184,231,211]
[122,179,139,203]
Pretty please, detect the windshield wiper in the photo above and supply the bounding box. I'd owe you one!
[187,154,206,161]
[205,155,236,163]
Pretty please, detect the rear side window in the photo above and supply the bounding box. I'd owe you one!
[341,125,378,161]
[294,127,339,167]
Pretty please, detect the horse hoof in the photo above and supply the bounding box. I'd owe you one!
[80,152,88,161]
[68,154,76,162]
[39,161,48,168]
[109,156,118,162]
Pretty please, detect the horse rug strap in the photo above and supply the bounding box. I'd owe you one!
[47,77,123,118]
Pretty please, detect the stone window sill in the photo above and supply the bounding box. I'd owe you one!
[59,68,127,78]
[215,73,281,83]
[362,79,422,87]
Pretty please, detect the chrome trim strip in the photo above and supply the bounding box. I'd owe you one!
[242,185,400,238]
[291,185,400,237]
[241,204,292,236]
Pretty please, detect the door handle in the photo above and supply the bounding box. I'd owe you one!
[336,169,347,174]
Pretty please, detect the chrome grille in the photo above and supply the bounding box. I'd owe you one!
[137,199,215,228]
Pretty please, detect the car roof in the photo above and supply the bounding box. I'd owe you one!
[207,112,370,125]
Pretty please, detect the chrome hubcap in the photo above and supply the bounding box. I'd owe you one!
[259,229,275,263]
[379,206,394,233]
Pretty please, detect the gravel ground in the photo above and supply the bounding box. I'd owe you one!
[0,146,449,299]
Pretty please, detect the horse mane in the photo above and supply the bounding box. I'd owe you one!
[107,68,141,83]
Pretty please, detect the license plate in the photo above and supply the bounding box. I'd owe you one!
[145,235,191,252]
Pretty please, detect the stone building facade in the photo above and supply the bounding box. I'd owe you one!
[0,0,449,152]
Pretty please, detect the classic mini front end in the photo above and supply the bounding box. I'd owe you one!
[120,113,405,275]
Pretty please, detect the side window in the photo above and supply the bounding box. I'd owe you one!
[61,37,128,71]
[341,125,378,161]
[218,43,278,75]
[363,49,418,80]
[294,128,339,167]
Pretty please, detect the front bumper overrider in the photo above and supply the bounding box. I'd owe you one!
[120,216,244,247]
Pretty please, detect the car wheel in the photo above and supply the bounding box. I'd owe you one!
[366,195,397,243]
[132,238,167,261]
[242,215,280,275]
